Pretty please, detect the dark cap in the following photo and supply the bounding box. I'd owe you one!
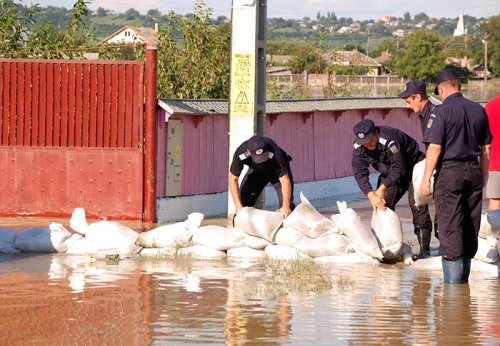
[247,135,270,163]
[434,68,459,95]
[398,80,427,98]
[353,119,376,145]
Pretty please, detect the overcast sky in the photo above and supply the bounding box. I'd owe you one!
[34,0,500,20]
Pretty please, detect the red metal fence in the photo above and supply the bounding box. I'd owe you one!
[0,58,146,220]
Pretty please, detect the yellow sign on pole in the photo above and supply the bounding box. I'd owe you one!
[230,52,256,117]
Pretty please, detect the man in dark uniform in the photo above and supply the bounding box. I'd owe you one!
[420,68,491,284]
[398,80,439,258]
[229,135,294,217]
[351,119,432,247]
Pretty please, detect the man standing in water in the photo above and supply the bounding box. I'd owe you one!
[420,68,491,284]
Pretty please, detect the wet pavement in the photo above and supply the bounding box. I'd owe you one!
[0,193,498,344]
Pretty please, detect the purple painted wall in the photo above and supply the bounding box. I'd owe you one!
[157,107,422,197]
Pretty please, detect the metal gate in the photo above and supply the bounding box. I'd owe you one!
[0,58,146,220]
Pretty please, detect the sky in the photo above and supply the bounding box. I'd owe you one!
[33,0,500,20]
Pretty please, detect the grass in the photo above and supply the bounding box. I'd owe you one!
[263,257,352,296]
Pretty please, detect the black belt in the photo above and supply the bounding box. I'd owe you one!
[442,157,478,163]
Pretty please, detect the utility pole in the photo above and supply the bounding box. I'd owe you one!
[366,28,371,57]
[482,35,488,82]
[228,0,267,217]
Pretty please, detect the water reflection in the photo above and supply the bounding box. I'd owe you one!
[0,254,497,344]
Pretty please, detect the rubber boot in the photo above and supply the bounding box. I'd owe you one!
[442,258,464,284]
[462,258,471,283]
[412,229,431,260]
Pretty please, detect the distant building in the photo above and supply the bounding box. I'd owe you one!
[454,10,466,36]
[98,25,159,46]
[323,50,383,75]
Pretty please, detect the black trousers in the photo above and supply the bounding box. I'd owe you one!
[434,160,483,260]
[240,166,295,209]
[378,172,433,233]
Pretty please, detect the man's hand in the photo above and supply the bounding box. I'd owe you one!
[368,191,386,210]
[420,179,432,197]
[277,207,291,217]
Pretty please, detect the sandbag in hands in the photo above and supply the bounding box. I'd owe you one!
[371,208,403,260]
[335,201,384,260]
[412,159,435,207]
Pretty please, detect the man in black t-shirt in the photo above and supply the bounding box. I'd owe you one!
[229,135,294,216]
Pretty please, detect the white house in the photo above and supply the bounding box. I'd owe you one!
[98,25,159,46]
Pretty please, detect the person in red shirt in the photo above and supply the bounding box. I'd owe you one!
[485,93,500,210]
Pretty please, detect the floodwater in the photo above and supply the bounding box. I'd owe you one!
[0,196,498,344]
[0,250,498,344]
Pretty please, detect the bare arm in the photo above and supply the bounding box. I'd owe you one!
[420,143,442,196]
[278,173,292,216]
[480,144,491,187]
[228,173,243,213]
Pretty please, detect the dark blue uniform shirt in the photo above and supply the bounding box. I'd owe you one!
[230,137,290,178]
[352,126,423,195]
[423,92,492,160]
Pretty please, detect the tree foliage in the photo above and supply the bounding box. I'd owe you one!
[287,42,325,74]
[156,0,231,98]
[0,0,96,59]
[391,30,444,81]
[480,15,500,75]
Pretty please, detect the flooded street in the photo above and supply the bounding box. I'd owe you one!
[0,195,498,344]
[0,252,498,344]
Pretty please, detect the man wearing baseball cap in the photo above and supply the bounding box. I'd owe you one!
[398,80,440,258]
[352,119,432,253]
[229,135,295,217]
[420,68,492,284]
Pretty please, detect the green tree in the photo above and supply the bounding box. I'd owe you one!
[287,42,325,73]
[0,0,39,55]
[391,30,444,81]
[156,0,231,98]
[480,15,500,75]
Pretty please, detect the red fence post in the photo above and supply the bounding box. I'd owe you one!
[144,46,158,222]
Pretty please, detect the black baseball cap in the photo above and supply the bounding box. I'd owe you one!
[434,68,459,95]
[353,119,376,145]
[398,81,427,98]
[247,135,270,163]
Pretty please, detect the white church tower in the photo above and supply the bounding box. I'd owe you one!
[453,10,466,36]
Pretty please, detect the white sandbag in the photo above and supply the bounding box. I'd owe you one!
[474,237,499,264]
[410,256,442,270]
[264,244,311,261]
[84,221,140,255]
[485,210,500,239]
[297,232,353,258]
[242,235,271,250]
[14,225,71,253]
[471,258,499,275]
[136,212,203,248]
[412,159,435,207]
[0,228,19,253]
[227,246,266,259]
[234,207,284,242]
[192,225,246,251]
[66,236,119,255]
[371,208,403,260]
[138,247,177,258]
[70,207,89,234]
[177,245,227,260]
[314,253,381,265]
[273,227,308,248]
[283,191,336,238]
[335,201,384,260]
